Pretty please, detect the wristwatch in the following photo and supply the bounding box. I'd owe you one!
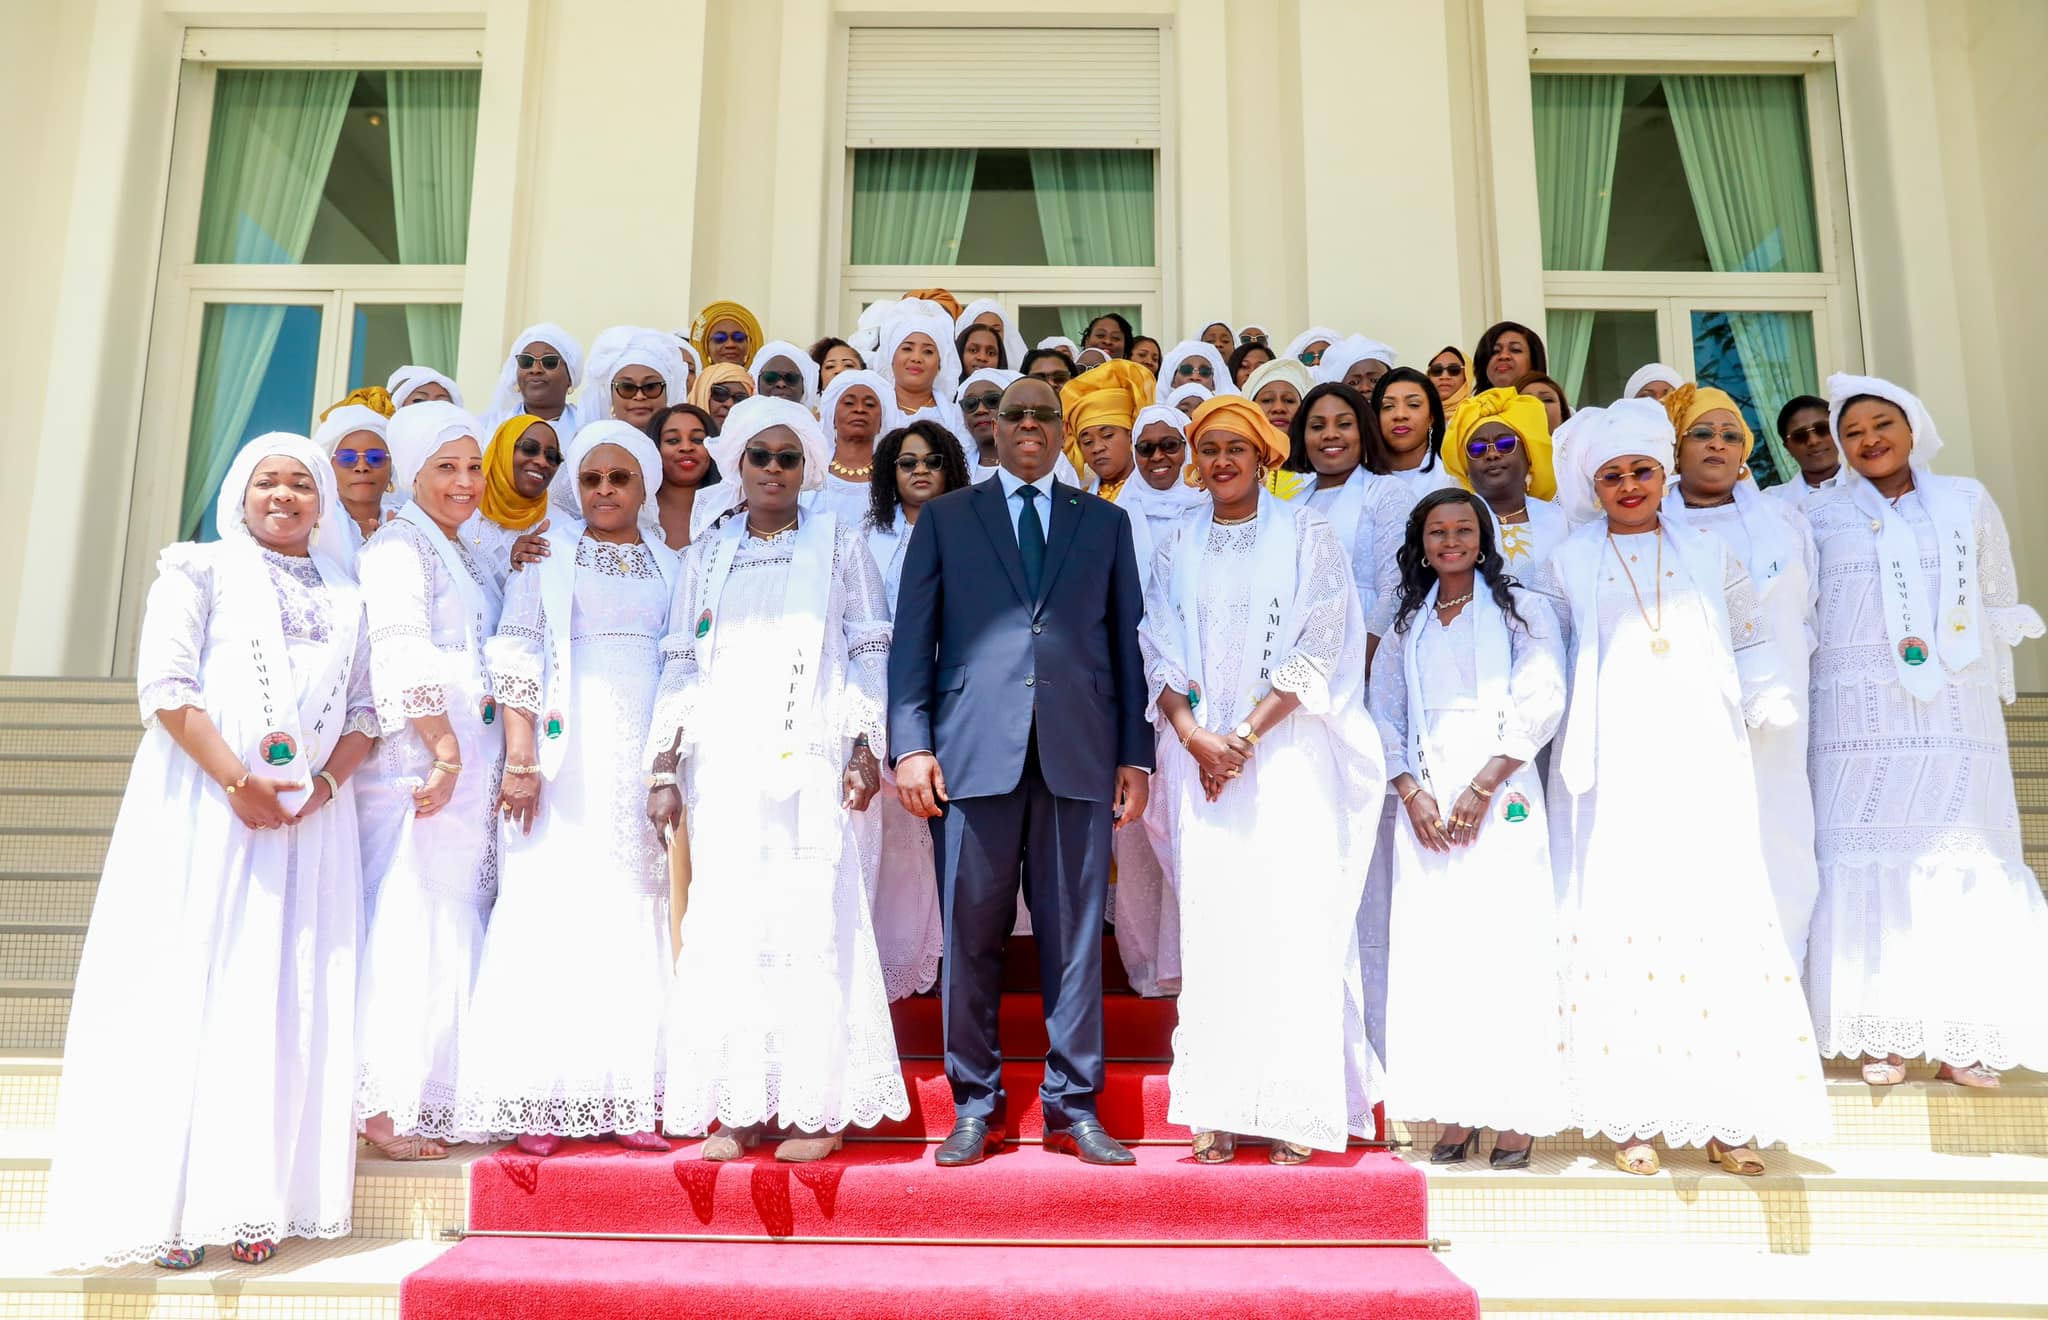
[1232,721,1260,745]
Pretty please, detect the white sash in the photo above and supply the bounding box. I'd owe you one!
[1399,580,1512,804]
[1322,466,1371,569]
[1664,480,1798,594]
[533,521,678,779]
[1172,490,1300,732]
[1849,476,1980,701]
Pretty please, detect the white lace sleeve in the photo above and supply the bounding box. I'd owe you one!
[469,517,520,595]
[1724,548,1793,728]
[835,524,894,757]
[360,526,453,732]
[1269,511,1353,716]
[1137,528,1191,724]
[484,561,546,718]
[644,541,706,769]
[1366,619,1413,780]
[1503,589,1567,761]
[1362,479,1409,638]
[134,546,214,725]
[1973,486,2046,703]
[345,612,379,737]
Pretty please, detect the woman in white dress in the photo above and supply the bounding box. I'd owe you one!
[457,421,680,1155]
[875,306,966,439]
[1441,386,1566,575]
[46,434,376,1269]
[812,368,899,525]
[1804,374,2048,1087]
[1370,368,1460,504]
[1538,400,1828,1177]
[645,397,910,1161]
[1142,395,1384,1164]
[355,401,506,1158]
[1369,489,1568,1170]
[317,403,392,552]
[1659,385,1821,966]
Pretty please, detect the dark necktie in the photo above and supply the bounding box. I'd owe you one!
[1016,483,1046,598]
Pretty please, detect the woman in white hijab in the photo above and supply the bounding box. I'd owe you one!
[644,397,908,1161]
[389,365,464,409]
[1804,374,2048,1088]
[582,326,688,428]
[954,298,1029,374]
[354,401,506,1160]
[1155,340,1234,404]
[810,368,901,526]
[483,322,584,434]
[1168,381,1213,417]
[751,338,822,411]
[1315,336,1399,396]
[457,421,680,1155]
[875,306,966,438]
[1620,362,1683,403]
[1283,326,1344,369]
[314,404,392,560]
[1536,400,1827,1178]
[46,435,375,1269]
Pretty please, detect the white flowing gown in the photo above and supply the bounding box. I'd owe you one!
[355,519,505,1140]
[1368,587,1570,1136]
[1539,526,1829,1148]
[457,533,676,1136]
[652,518,911,1135]
[1141,504,1385,1150]
[46,546,374,1265]
[1805,484,2048,1069]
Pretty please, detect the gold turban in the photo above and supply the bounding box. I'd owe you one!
[1664,383,1754,460]
[688,362,754,413]
[1061,359,1156,476]
[1441,386,1557,501]
[1188,395,1290,469]
[481,414,556,532]
[321,385,395,420]
[689,300,765,368]
[903,287,964,320]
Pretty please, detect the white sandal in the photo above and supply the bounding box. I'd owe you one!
[1861,1057,1907,1086]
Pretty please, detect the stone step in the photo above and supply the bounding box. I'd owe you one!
[0,1234,439,1319]
[0,880,96,928]
[0,932,82,985]
[0,680,131,704]
[0,760,130,794]
[0,702,137,730]
[0,795,120,833]
[0,834,106,879]
[0,994,71,1052]
[0,729,138,760]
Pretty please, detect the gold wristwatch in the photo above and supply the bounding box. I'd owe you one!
[1232,721,1259,745]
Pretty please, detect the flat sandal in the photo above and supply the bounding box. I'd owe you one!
[1268,1140,1313,1165]
[1707,1140,1765,1176]
[1192,1131,1237,1163]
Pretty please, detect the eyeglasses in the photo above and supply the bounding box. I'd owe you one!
[1785,421,1831,444]
[1174,362,1216,381]
[962,392,1003,414]
[1595,464,1664,488]
[744,446,804,471]
[333,447,388,468]
[710,330,749,346]
[1029,370,1072,387]
[998,405,1062,424]
[1237,332,1267,346]
[708,384,751,404]
[1465,435,1521,459]
[1683,425,1746,446]
[1427,362,1466,378]
[758,370,805,388]
[577,468,638,489]
[1298,351,1322,366]
[514,353,563,371]
[514,437,565,465]
[613,378,665,399]
[1134,437,1185,459]
[895,453,946,473]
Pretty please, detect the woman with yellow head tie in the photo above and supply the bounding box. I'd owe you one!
[690,301,764,369]
[1140,394,1385,1166]
[1443,386,1566,573]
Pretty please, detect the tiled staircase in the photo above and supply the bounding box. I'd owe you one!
[0,676,2043,1318]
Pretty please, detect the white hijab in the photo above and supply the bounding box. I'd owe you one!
[1283,326,1343,363]
[819,369,901,450]
[1155,340,1234,403]
[875,307,963,410]
[565,418,666,536]
[750,338,822,412]
[1315,335,1399,385]
[712,396,832,494]
[582,326,688,423]
[953,299,1029,372]
[388,365,464,410]
[487,322,584,421]
[1621,362,1683,402]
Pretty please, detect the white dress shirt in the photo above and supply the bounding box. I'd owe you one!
[994,465,1061,543]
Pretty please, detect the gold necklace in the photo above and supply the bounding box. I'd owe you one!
[1099,475,1130,502]
[1434,589,1475,616]
[830,459,873,479]
[1607,530,1668,655]
[748,514,800,539]
[1212,508,1259,526]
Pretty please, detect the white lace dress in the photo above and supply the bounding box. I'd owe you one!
[355,520,505,1140]
[1494,499,1570,577]
[1538,530,1829,1148]
[457,536,674,1137]
[651,519,911,1135]
[1805,484,2048,1069]
[1368,590,1570,1135]
[1140,507,1385,1149]
[45,546,375,1266]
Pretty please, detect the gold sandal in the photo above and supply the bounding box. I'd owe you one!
[1268,1140,1313,1166]
[362,1133,447,1162]
[1192,1131,1237,1163]
[702,1125,762,1161]
[1614,1142,1660,1176]
[775,1131,843,1163]
[1707,1140,1765,1176]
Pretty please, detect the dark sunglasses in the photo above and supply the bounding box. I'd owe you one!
[1428,362,1466,378]
[1030,369,1072,387]
[514,437,564,465]
[744,446,804,471]
[998,405,1061,424]
[577,467,638,489]
[1174,361,1216,380]
[514,353,563,371]
[710,330,749,345]
[709,384,751,404]
[612,378,665,399]
[1785,421,1831,444]
[895,453,946,473]
[1134,437,1185,459]
[1298,350,1322,366]
[1596,463,1663,487]
[758,370,805,388]
[1237,332,1267,346]
[962,392,1004,414]
[1465,434,1521,459]
[333,447,388,468]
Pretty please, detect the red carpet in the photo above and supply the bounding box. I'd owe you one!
[401,1238,1480,1319]
[889,990,1177,1059]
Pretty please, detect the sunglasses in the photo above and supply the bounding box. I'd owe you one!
[962,392,1003,414]
[514,353,563,371]
[1596,463,1664,488]
[895,453,946,473]
[744,446,804,471]
[1174,362,1216,380]
[1134,437,1185,459]
[998,405,1061,424]
[577,467,638,489]
[1465,434,1521,459]
[710,330,749,345]
[514,437,564,465]
[613,378,665,399]
[333,447,388,468]
[1030,370,1072,387]
[1237,332,1267,346]
[1683,425,1747,446]
[1428,362,1466,378]
[1298,351,1322,366]
[758,370,805,388]
[1785,421,1832,444]
[709,384,751,404]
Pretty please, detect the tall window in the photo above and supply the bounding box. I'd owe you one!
[1533,69,1852,484]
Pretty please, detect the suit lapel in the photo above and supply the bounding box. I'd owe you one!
[970,477,1033,606]
[1035,480,1085,611]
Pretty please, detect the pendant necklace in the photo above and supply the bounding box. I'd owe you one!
[830,459,873,480]
[1608,531,1669,656]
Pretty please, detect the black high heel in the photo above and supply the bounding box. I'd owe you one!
[1488,1136,1534,1170]
[1429,1127,1480,1163]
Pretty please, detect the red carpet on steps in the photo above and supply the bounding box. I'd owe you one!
[401,1237,1479,1319]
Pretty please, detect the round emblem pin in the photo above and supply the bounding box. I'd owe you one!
[1899,636,1929,666]
[259,731,297,766]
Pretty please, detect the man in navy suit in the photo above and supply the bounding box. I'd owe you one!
[888,375,1153,1168]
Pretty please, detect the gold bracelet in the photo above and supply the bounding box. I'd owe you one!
[1467,780,1494,798]
[1178,725,1195,748]
[1398,783,1421,804]
[316,769,341,797]
[223,773,249,795]
[504,763,540,777]
[432,760,463,776]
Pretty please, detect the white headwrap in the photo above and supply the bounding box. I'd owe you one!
[386,400,485,497]
[311,405,389,454]
[1242,356,1314,406]
[875,308,962,407]
[713,395,832,494]
[1167,382,1214,410]
[1192,319,1237,346]
[1283,326,1343,363]
[487,323,583,421]
[851,297,950,360]
[955,367,1021,401]
[1037,335,1080,359]
[1551,398,1674,527]
[1132,404,1189,438]
[1156,340,1235,403]
[216,432,339,549]
[1621,362,1685,402]
[387,364,464,409]
[749,339,822,411]
[819,368,900,449]
[954,299,1029,372]
[670,332,703,380]
[564,418,664,533]
[582,326,688,423]
[1315,335,1400,385]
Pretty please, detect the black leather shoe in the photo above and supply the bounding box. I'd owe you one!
[934,1117,1004,1167]
[1044,1118,1136,1165]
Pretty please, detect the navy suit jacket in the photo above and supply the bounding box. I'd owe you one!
[887,475,1154,803]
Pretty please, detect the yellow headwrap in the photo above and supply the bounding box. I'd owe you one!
[1060,360,1156,475]
[688,362,754,414]
[903,287,964,321]
[321,385,395,420]
[481,414,558,532]
[1188,395,1290,469]
[690,300,765,369]
[1664,383,1754,460]
[1440,386,1557,501]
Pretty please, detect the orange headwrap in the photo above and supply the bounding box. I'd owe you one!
[321,385,395,420]
[903,288,964,321]
[689,300,765,368]
[1664,383,1754,460]
[480,415,557,532]
[688,362,754,414]
[1188,395,1290,469]
[1441,386,1557,501]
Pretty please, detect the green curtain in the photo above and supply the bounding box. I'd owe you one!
[1665,74,1821,479]
[851,149,978,264]
[184,69,354,538]
[1530,74,1625,406]
[1028,149,1155,269]
[1054,305,1143,349]
[388,70,480,373]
